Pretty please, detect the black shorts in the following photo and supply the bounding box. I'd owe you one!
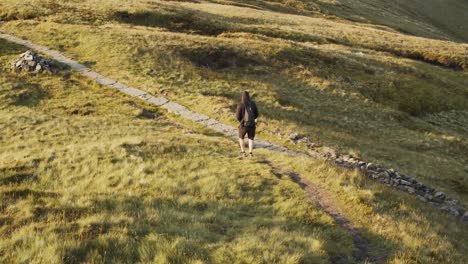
[239,125,256,140]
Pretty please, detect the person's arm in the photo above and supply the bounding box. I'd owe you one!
[236,104,243,122]
[253,102,259,119]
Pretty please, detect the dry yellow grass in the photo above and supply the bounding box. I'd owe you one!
[1,1,468,263]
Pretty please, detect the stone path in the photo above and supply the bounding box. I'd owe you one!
[1,32,466,222]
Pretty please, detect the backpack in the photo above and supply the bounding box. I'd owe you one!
[243,103,255,127]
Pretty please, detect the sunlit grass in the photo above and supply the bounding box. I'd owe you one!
[0,1,467,262]
[2,7,466,202]
[1,41,352,263]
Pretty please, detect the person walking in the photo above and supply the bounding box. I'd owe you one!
[236,91,259,158]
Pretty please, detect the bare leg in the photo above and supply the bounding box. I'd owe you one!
[239,138,245,152]
[248,139,254,154]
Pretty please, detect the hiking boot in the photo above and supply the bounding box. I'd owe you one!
[249,152,254,158]
[240,151,246,158]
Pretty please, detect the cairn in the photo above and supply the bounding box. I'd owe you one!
[10,50,52,73]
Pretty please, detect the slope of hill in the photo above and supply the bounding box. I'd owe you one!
[1,36,468,264]
[316,0,468,43]
[1,0,467,263]
[200,0,468,42]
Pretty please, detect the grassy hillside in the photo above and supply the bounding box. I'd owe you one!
[1,1,468,262]
[204,0,468,42]
[316,0,468,43]
[1,38,468,264]
[1,0,466,203]
[0,39,352,263]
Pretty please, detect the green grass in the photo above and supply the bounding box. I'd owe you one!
[1,39,355,263]
[1,0,466,203]
[1,41,467,262]
[1,1,468,263]
[316,0,468,43]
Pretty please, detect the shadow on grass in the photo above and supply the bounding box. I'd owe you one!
[58,194,369,263]
[112,7,329,43]
[0,173,37,185]
[113,9,227,36]
[11,81,50,107]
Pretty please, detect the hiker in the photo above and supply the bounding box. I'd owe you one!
[236,91,259,158]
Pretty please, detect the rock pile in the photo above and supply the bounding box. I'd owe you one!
[10,50,52,73]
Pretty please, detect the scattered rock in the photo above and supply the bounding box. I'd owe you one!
[440,206,460,217]
[417,195,427,202]
[400,180,411,186]
[366,163,377,170]
[321,147,337,159]
[434,192,446,201]
[414,182,424,190]
[424,194,433,201]
[463,211,468,222]
[288,132,301,141]
[137,109,158,119]
[10,50,53,73]
[405,186,416,194]
[447,199,459,206]
[379,170,390,177]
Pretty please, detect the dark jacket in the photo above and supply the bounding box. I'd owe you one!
[236,101,259,125]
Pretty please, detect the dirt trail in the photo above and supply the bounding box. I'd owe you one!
[259,159,387,263]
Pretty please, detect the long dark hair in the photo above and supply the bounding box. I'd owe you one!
[241,91,251,106]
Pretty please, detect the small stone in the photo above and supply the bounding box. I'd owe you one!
[424,194,433,201]
[434,192,446,201]
[24,54,34,61]
[446,199,459,206]
[378,171,390,178]
[417,195,427,202]
[405,186,416,194]
[35,64,42,72]
[463,212,468,222]
[400,175,410,181]
[366,163,377,170]
[321,147,336,158]
[342,155,351,161]
[415,182,424,190]
[440,206,460,217]
[400,180,411,186]
[288,132,300,141]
